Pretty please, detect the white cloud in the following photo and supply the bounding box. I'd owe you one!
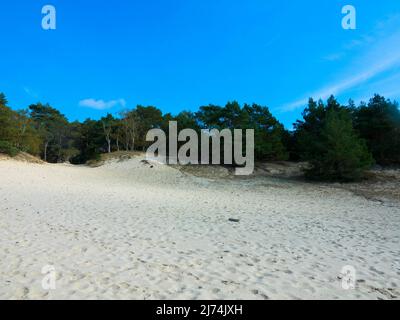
[23,86,39,99]
[323,14,400,62]
[79,98,126,110]
[323,52,345,62]
[282,17,400,112]
[282,53,400,111]
[351,72,400,103]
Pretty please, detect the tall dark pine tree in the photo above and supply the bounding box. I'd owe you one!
[0,93,18,156]
[295,96,373,181]
[353,95,400,165]
[29,103,69,162]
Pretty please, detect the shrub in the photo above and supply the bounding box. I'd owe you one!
[0,140,19,157]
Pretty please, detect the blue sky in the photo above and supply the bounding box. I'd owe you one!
[1,0,400,128]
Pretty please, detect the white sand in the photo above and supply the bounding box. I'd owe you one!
[0,157,399,300]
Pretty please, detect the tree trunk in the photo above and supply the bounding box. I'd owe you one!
[131,137,135,151]
[57,135,62,162]
[125,137,130,151]
[44,141,48,162]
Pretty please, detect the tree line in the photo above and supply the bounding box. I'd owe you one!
[0,92,399,181]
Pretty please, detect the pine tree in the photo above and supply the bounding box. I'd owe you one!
[296,96,373,181]
[353,95,400,165]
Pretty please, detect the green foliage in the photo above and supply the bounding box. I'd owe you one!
[0,95,41,156]
[133,106,163,150]
[100,114,117,153]
[244,103,288,161]
[2,89,399,182]
[0,140,19,157]
[29,103,70,162]
[196,101,288,161]
[0,93,7,106]
[13,109,42,155]
[353,95,400,165]
[70,119,103,164]
[174,111,200,132]
[0,104,15,141]
[196,104,225,129]
[295,96,373,181]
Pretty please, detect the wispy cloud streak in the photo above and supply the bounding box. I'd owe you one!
[282,16,400,112]
[23,86,39,99]
[282,52,400,111]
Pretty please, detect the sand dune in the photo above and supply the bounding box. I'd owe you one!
[0,156,399,300]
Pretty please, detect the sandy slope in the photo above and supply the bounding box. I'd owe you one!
[0,158,399,300]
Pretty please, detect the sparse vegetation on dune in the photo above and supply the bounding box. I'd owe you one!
[1,91,399,182]
[0,151,44,164]
[86,151,144,167]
